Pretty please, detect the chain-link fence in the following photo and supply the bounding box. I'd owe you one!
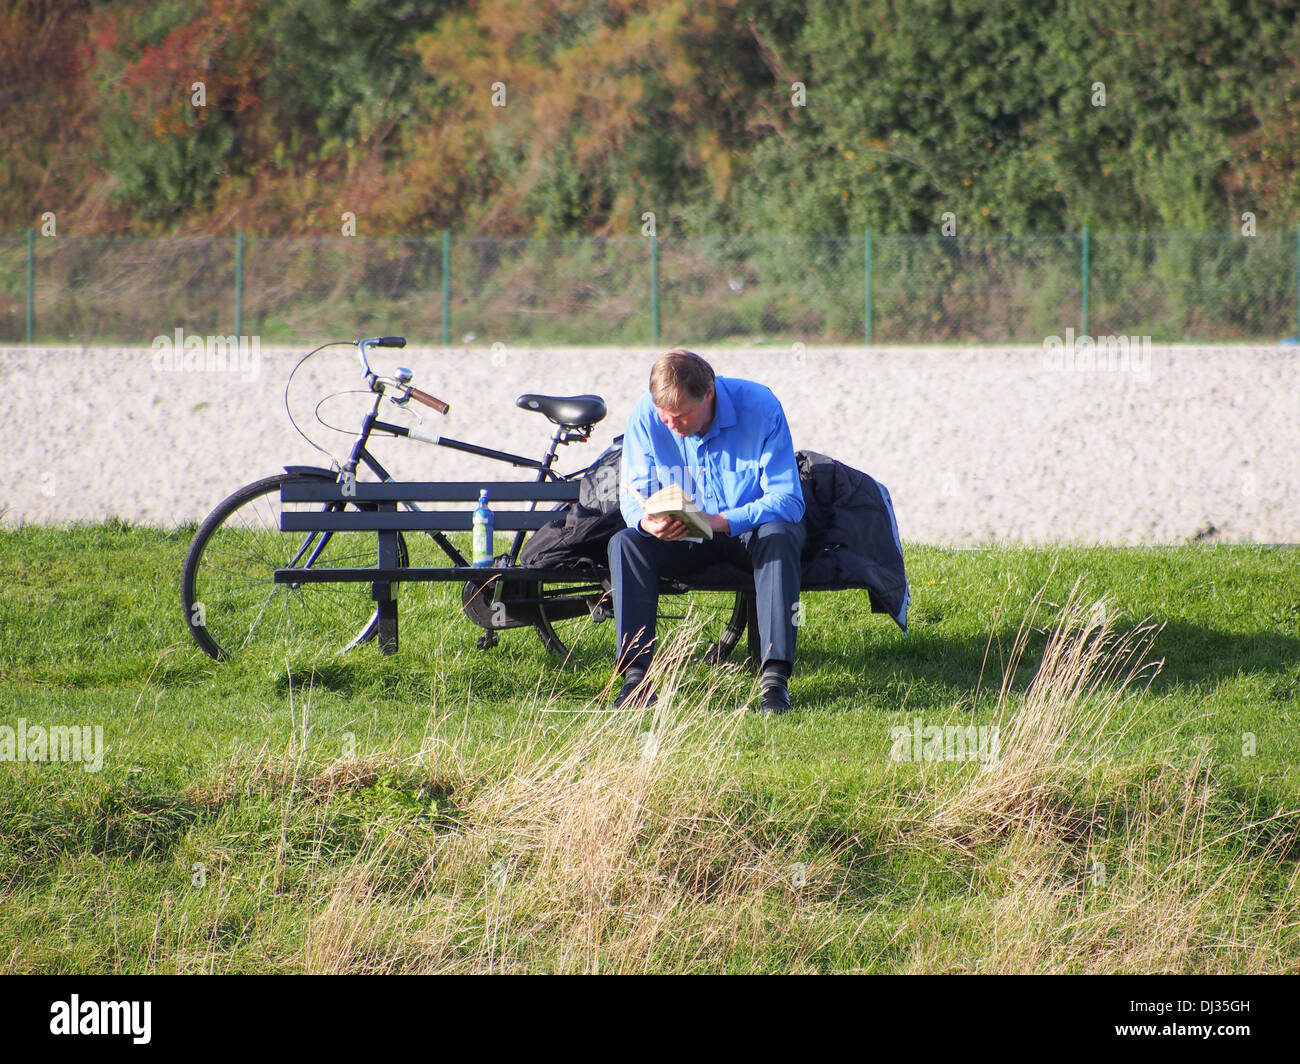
[2,232,1296,345]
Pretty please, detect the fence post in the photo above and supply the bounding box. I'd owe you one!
[650,233,660,347]
[441,230,451,346]
[1081,225,1090,338]
[26,228,35,343]
[864,229,873,345]
[234,229,244,337]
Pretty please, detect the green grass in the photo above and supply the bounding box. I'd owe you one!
[1,522,1298,973]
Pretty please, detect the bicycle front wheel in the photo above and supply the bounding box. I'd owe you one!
[181,472,409,660]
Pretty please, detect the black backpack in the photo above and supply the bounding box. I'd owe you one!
[519,436,627,569]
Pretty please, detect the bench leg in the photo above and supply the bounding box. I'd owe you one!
[375,525,400,655]
[375,597,398,655]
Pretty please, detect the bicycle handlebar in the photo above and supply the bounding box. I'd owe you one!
[408,386,450,415]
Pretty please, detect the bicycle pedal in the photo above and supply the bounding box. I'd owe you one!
[476,631,500,651]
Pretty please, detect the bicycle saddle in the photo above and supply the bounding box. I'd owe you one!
[516,393,607,427]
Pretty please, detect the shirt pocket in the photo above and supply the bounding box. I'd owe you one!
[721,454,762,507]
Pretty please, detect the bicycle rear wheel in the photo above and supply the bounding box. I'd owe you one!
[181,472,409,660]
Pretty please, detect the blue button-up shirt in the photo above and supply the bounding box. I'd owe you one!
[620,376,805,537]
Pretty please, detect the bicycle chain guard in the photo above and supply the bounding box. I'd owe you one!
[460,575,543,630]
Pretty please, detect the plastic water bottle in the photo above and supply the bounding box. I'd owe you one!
[472,489,494,567]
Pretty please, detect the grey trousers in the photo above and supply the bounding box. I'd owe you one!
[607,519,806,675]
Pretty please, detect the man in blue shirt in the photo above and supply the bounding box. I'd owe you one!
[610,348,806,712]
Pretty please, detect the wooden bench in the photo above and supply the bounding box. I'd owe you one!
[275,478,776,663]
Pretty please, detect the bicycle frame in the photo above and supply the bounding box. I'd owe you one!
[337,378,587,568]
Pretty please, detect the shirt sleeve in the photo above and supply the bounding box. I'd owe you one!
[619,403,656,536]
[718,398,805,537]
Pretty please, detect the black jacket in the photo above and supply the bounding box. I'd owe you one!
[519,439,909,632]
[793,449,909,630]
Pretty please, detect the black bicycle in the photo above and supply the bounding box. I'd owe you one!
[180,336,615,661]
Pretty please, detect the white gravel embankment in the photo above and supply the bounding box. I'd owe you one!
[0,344,1296,544]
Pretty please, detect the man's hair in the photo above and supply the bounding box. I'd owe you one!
[650,348,715,409]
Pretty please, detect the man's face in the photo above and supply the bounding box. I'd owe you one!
[655,387,714,437]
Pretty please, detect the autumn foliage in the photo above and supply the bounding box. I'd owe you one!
[6,0,1300,236]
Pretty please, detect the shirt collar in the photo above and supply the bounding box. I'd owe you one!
[700,377,735,442]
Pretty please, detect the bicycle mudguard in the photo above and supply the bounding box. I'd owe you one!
[282,465,338,479]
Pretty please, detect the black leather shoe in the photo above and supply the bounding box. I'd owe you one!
[613,676,658,709]
[759,677,792,714]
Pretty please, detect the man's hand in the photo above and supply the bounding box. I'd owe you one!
[639,512,730,540]
[639,513,689,540]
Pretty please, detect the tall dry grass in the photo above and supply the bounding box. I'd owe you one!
[925,579,1164,851]
[300,616,837,974]
[899,582,1300,972]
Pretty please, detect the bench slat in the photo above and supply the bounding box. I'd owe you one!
[281,481,581,503]
[270,565,776,594]
[273,566,611,584]
[282,511,562,532]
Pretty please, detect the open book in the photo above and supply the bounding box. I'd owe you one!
[640,483,714,540]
